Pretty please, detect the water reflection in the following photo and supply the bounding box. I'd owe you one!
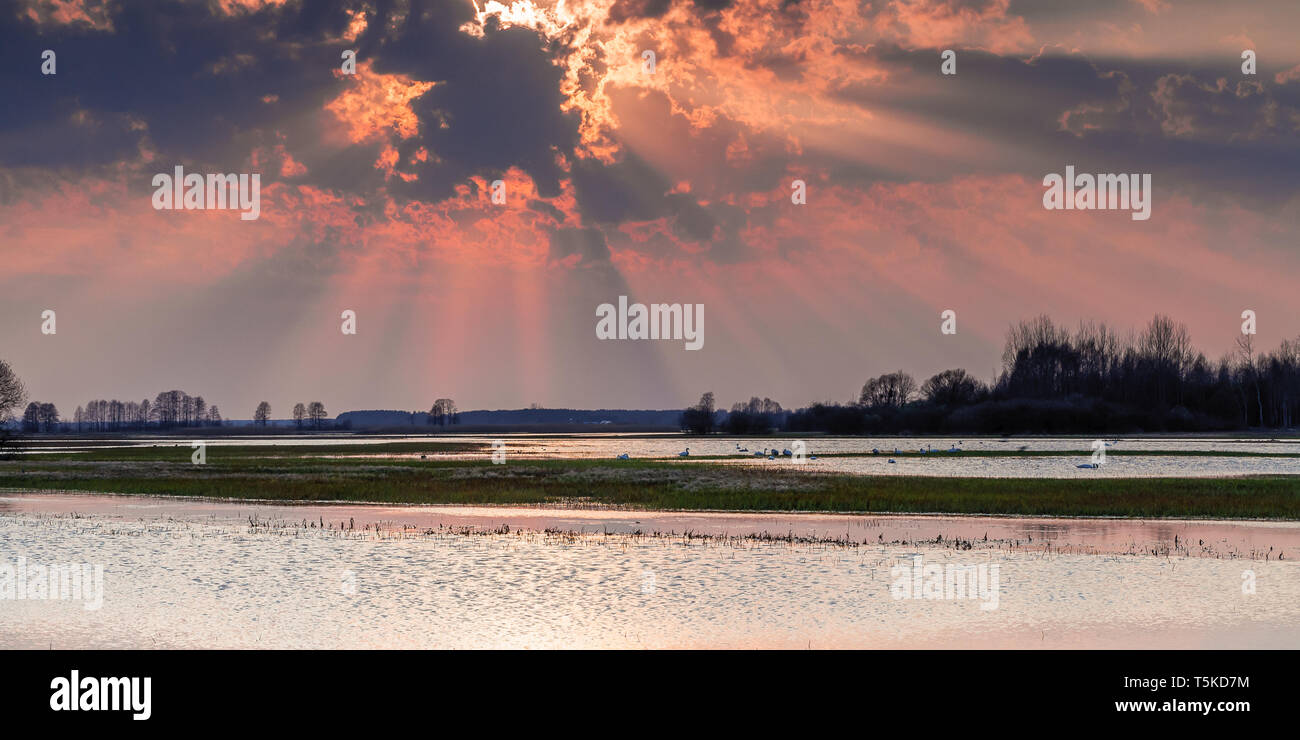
[1,493,1297,649]
[2,492,1296,557]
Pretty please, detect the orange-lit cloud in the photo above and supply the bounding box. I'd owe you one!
[325,60,436,145]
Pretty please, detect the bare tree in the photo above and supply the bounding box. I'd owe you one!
[0,359,25,425]
[1236,333,1263,427]
[680,392,716,434]
[921,369,984,406]
[21,403,40,432]
[307,401,327,430]
[1139,314,1192,408]
[724,396,784,433]
[1001,315,1070,375]
[292,403,306,429]
[254,401,271,427]
[859,371,916,409]
[428,398,458,427]
[38,403,59,432]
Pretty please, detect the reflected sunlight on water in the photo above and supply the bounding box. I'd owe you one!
[2,495,1297,649]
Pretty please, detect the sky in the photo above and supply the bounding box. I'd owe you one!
[1,0,1299,418]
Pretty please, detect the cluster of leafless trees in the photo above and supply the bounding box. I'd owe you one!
[67,393,223,431]
[695,314,1300,434]
[0,359,347,435]
[723,396,785,434]
[991,314,1300,428]
[427,398,458,426]
[679,392,716,434]
[67,391,222,431]
[255,401,328,429]
[16,391,225,432]
[22,402,60,432]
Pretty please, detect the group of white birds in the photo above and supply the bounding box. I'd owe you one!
[613,439,1121,468]
[615,444,818,461]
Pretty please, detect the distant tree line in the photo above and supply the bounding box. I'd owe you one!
[684,314,1300,435]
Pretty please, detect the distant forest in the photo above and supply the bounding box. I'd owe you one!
[682,314,1300,435]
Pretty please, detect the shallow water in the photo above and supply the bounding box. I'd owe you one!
[19,432,1300,456]
[2,492,1296,558]
[714,453,1300,478]
[17,433,1300,478]
[1,493,1297,649]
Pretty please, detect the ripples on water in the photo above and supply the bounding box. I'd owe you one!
[2,495,1298,649]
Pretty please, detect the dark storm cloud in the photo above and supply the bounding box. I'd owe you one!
[577,86,795,261]
[0,0,605,241]
[368,3,580,203]
[0,0,360,170]
[570,150,671,224]
[548,225,611,264]
[0,0,584,210]
[744,48,807,82]
[693,200,752,264]
[606,0,736,24]
[4,0,1296,264]
[826,43,1300,203]
[607,0,673,24]
[1005,0,1132,19]
[528,198,566,223]
[568,146,734,256]
[666,192,713,241]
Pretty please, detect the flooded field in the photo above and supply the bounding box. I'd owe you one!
[16,433,1300,478]
[715,453,1300,478]
[1,492,1297,649]
[14,433,1300,454]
